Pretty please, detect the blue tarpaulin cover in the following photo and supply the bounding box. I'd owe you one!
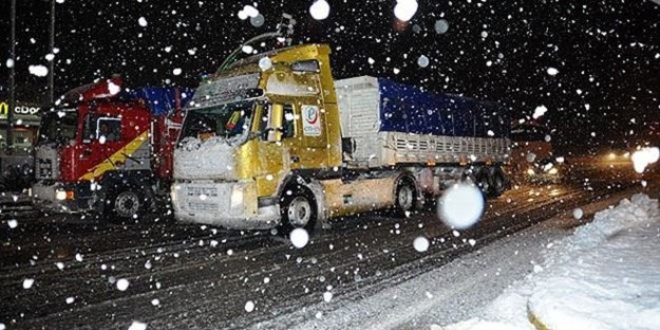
[123,87,195,116]
[376,78,509,138]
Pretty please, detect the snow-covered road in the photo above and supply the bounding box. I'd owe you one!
[0,161,657,330]
[251,179,660,330]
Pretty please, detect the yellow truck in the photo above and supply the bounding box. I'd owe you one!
[171,33,510,234]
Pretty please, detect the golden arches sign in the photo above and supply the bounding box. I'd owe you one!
[0,102,40,118]
[0,102,8,116]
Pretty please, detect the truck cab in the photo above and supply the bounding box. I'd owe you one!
[32,77,192,220]
[509,120,561,183]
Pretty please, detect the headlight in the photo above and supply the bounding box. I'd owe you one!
[230,185,244,214]
[170,184,180,203]
[55,190,72,200]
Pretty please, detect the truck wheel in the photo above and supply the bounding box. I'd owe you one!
[280,189,317,236]
[395,178,416,215]
[111,188,145,221]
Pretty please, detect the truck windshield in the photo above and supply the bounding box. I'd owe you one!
[36,110,78,145]
[180,101,255,146]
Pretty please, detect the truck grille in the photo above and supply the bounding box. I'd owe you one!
[188,202,218,212]
[186,186,218,197]
[37,158,54,179]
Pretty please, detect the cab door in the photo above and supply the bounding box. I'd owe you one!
[79,115,124,181]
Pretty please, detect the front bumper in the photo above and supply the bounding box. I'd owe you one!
[171,181,280,230]
[31,181,94,214]
[525,166,562,183]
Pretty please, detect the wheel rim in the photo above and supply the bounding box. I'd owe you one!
[287,196,312,227]
[493,174,504,190]
[479,173,490,193]
[397,184,414,211]
[115,191,140,218]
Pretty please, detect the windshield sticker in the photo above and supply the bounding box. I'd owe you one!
[302,105,322,137]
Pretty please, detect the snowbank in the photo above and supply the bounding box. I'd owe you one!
[443,193,660,330]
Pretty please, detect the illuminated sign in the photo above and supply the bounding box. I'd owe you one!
[0,101,41,118]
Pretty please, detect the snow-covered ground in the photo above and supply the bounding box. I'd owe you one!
[443,193,660,330]
[258,191,660,330]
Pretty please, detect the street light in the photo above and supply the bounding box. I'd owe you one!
[48,0,55,104]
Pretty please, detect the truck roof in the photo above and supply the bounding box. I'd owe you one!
[123,87,195,116]
[60,77,194,116]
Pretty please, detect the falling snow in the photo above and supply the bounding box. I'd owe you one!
[573,208,584,220]
[127,321,148,330]
[417,55,430,68]
[116,279,130,291]
[394,0,419,22]
[533,105,548,119]
[23,278,34,289]
[28,65,48,77]
[413,236,430,252]
[438,183,485,230]
[310,0,331,20]
[290,228,310,249]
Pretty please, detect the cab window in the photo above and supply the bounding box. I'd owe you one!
[96,117,121,141]
[261,103,295,141]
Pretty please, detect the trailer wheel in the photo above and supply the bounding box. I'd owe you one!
[461,169,477,186]
[488,167,507,197]
[280,188,317,236]
[110,187,145,221]
[395,178,416,215]
[476,168,491,195]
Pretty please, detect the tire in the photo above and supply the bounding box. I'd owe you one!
[394,177,416,216]
[488,167,507,197]
[475,168,491,195]
[280,188,317,236]
[108,187,145,221]
[461,169,477,186]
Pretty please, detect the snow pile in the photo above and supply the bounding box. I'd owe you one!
[442,193,660,330]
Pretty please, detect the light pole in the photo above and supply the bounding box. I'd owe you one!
[7,0,16,153]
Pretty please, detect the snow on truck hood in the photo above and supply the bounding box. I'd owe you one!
[173,137,237,180]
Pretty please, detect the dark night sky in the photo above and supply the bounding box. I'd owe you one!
[1,0,660,152]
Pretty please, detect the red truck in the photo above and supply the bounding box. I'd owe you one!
[31,76,193,221]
